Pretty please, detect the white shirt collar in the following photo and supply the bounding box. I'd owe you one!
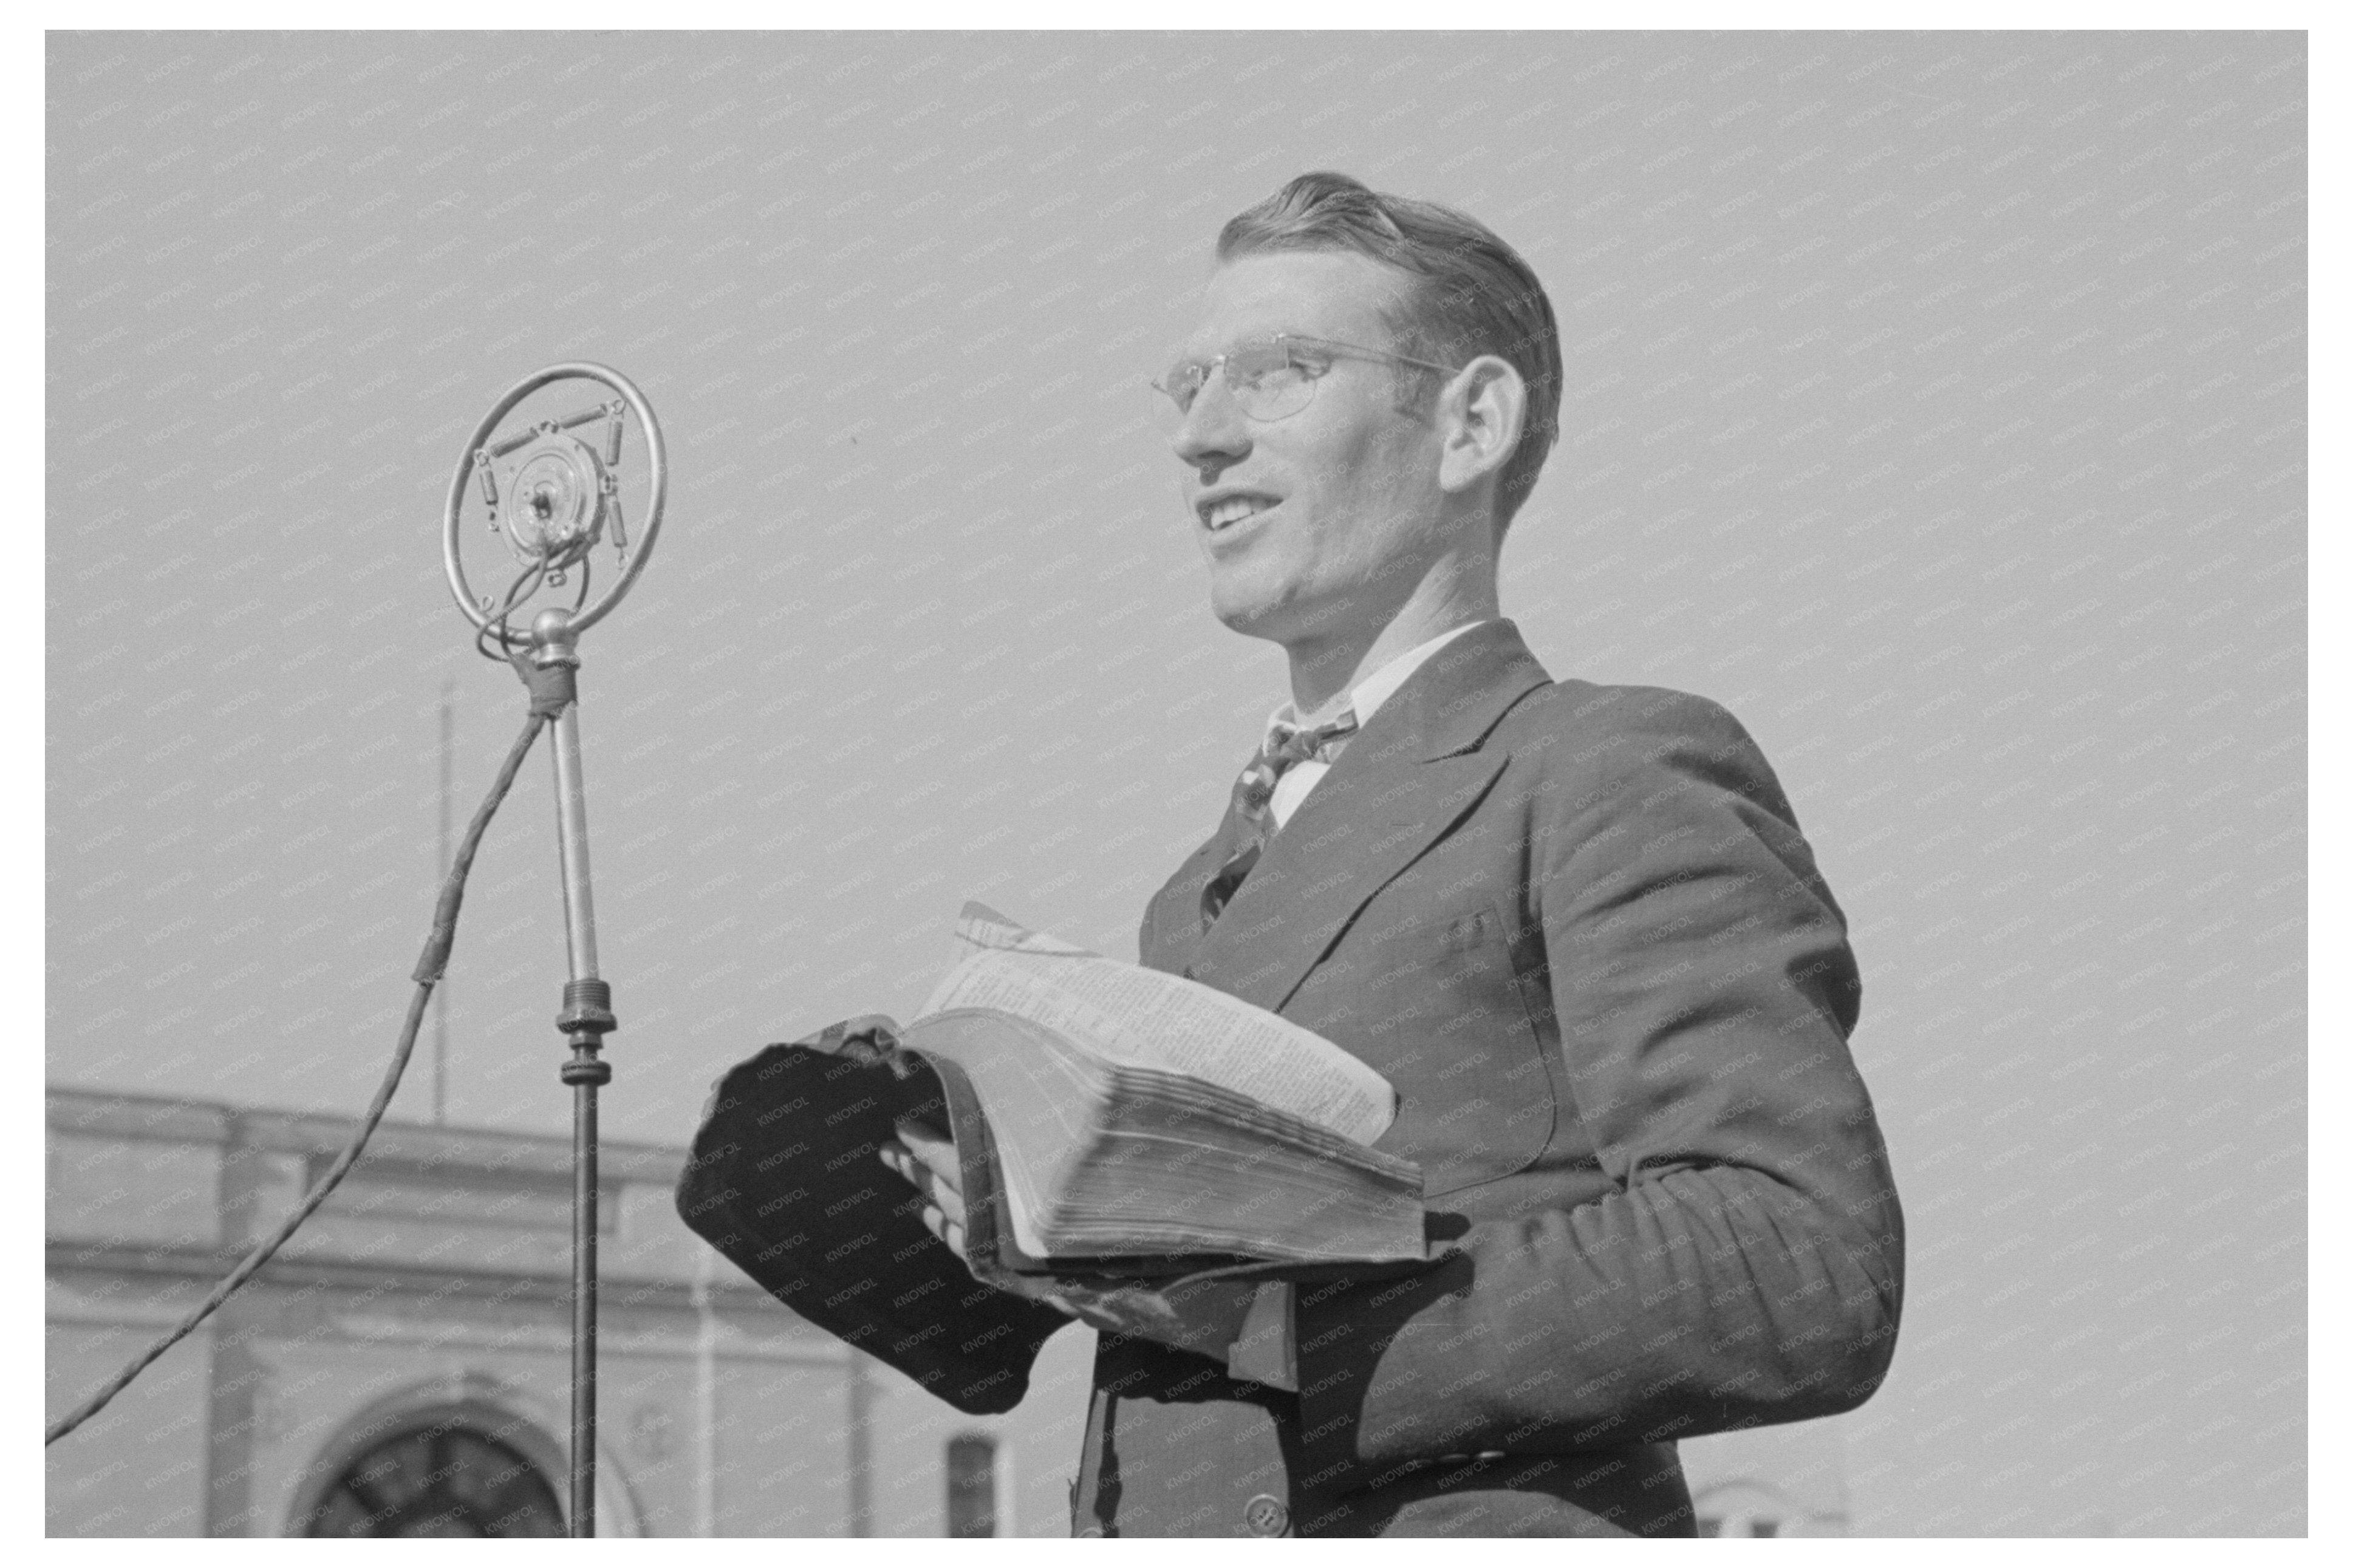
[1267,619,1492,735]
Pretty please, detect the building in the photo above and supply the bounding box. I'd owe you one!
[46,1086,1844,1538]
[44,1087,1091,1538]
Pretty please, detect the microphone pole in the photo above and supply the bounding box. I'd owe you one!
[540,601,615,1542]
[444,363,667,1537]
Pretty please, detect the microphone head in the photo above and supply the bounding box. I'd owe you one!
[499,431,607,567]
[445,363,667,647]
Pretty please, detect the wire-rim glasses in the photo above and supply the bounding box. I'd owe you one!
[1152,333,1458,423]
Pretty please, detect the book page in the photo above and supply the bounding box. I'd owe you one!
[917,902,1395,1145]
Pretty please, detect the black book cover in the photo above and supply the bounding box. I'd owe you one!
[674,1040,1068,1414]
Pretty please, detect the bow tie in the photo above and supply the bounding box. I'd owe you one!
[1235,711,1358,820]
[1203,707,1359,927]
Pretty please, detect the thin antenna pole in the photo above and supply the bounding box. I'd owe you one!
[435,678,454,1126]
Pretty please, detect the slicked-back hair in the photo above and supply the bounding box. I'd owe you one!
[1217,171,1563,533]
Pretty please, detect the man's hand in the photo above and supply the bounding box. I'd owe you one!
[879,1119,1257,1362]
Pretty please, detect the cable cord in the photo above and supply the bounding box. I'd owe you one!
[46,706,553,1447]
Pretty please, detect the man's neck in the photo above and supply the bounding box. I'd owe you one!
[1282,568,1501,717]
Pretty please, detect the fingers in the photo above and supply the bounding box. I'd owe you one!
[879,1133,968,1261]
[1040,1280,1251,1357]
[918,1198,968,1260]
[893,1121,960,1190]
[1047,1284,1156,1335]
[890,1123,966,1222]
[878,1138,961,1222]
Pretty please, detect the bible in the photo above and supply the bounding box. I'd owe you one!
[852,902,1426,1277]
[674,901,1428,1412]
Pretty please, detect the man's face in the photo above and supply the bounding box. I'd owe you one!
[1169,250,1449,650]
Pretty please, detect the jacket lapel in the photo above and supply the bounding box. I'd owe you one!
[1139,813,1241,976]
[1185,621,1551,1015]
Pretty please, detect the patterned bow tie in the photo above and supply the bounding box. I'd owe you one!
[1202,708,1359,927]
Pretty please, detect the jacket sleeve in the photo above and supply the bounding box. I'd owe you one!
[1289,691,1904,1474]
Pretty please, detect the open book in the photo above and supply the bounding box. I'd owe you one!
[834,902,1426,1275]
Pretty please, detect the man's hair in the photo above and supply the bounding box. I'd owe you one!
[1217,171,1562,532]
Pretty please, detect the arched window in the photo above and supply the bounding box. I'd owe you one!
[299,1418,566,1537]
[944,1433,999,1539]
[1698,1512,1783,1538]
[1694,1478,1794,1539]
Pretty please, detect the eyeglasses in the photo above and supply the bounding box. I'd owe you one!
[1152,333,1458,423]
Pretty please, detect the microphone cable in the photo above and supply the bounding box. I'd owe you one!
[47,658,566,1447]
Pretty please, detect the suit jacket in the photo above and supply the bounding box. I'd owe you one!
[675,618,1904,1538]
[1064,619,1903,1537]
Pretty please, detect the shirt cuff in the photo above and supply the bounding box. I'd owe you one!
[1224,1281,1297,1391]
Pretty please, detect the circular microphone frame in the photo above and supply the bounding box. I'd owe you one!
[445,362,667,645]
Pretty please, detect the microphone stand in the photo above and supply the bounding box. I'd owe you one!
[535,609,615,1536]
[445,363,666,1538]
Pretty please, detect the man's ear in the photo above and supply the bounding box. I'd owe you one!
[1435,354,1527,498]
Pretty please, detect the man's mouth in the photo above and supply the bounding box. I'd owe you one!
[1202,495,1278,532]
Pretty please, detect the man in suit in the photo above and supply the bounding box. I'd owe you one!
[878,171,1903,1538]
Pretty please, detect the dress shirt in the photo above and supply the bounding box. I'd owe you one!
[1263,620,1491,829]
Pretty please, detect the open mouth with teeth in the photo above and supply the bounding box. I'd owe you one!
[1203,496,1279,532]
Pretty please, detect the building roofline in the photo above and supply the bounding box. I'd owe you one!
[45,1083,690,1181]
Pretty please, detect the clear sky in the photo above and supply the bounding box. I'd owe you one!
[46,31,2304,1535]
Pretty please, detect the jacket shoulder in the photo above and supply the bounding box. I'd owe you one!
[1497,678,1801,829]
[1499,677,1765,764]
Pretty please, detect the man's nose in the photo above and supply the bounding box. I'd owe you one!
[1170,373,1251,482]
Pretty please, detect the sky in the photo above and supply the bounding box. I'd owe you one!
[45,30,2305,1536]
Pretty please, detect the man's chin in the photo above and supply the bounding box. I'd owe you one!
[1206,584,1290,642]
[1208,584,1360,650]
